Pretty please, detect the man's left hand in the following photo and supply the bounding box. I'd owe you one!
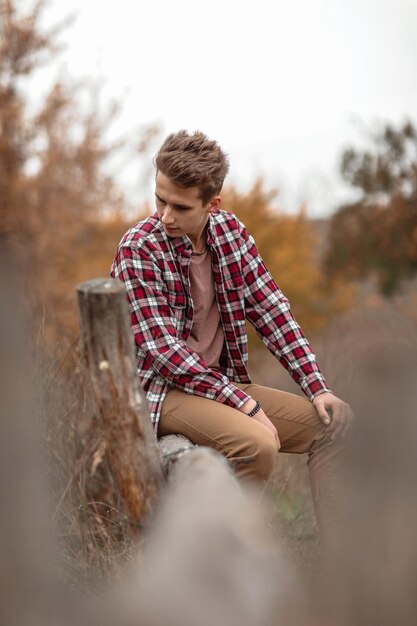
[312,392,354,440]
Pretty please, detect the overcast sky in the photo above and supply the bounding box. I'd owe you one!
[42,0,417,217]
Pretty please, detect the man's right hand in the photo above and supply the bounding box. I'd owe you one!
[240,399,281,449]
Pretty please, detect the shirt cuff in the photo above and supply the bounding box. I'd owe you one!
[213,382,251,409]
[301,373,332,401]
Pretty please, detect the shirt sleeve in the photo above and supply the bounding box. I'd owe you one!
[111,244,251,409]
[238,220,331,400]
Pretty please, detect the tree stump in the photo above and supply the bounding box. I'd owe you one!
[77,278,164,527]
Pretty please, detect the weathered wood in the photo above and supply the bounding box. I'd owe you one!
[77,277,164,526]
[158,434,196,473]
[124,445,290,626]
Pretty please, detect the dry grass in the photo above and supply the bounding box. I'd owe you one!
[40,340,142,593]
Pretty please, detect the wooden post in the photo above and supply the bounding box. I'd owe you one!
[77,278,164,526]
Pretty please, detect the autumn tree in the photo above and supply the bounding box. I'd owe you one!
[222,180,353,342]
[325,120,417,295]
[0,0,154,342]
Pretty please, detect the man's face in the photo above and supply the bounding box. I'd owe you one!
[155,171,220,243]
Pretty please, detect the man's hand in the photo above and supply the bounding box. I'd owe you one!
[240,399,281,449]
[252,408,281,449]
[312,392,354,440]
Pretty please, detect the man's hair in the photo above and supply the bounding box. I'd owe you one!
[154,130,230,204]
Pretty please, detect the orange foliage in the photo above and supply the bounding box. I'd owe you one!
[0,1,156,345]
[326,120,417,296]
[222,180,354,340]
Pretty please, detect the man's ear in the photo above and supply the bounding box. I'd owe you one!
[207,195,221,213]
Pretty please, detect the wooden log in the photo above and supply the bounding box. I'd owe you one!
[77,278,164,527]
[121,445,291,626]
[158,434,196,474]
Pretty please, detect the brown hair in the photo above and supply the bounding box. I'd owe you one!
[154,130,230,203]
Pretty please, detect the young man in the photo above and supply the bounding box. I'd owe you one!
[111,130,354,547]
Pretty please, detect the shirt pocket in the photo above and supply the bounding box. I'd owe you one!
[223,275,244,292]
[218,275,245,321]
[166,290,187,334]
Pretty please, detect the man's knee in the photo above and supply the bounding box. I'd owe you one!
[232,433,278,482]
[255,435,278,480]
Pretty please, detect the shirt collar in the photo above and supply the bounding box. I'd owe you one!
[153,210,220,255]
[206,211,218,247]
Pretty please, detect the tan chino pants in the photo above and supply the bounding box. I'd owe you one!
[159,382,344,550]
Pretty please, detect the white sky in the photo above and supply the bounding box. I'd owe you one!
[41,0,417,217]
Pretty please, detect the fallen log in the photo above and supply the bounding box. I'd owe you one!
[158,433,196,473]
[115,445,292,626]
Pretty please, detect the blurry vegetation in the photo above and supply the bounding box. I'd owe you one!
[222,182,355,341]
[0,0,152,344]
[325,120,417,296]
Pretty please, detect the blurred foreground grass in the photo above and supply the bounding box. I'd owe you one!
[267,454,321,582]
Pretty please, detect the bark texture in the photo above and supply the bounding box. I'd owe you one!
[77,278,164,525]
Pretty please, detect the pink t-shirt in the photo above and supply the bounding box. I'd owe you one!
[186,245,224,370]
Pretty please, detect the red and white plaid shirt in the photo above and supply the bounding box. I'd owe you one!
[110,209,331,431]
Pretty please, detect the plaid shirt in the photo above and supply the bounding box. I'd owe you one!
[110,209,331,431]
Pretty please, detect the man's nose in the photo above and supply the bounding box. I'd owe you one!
[161,206,175,224]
